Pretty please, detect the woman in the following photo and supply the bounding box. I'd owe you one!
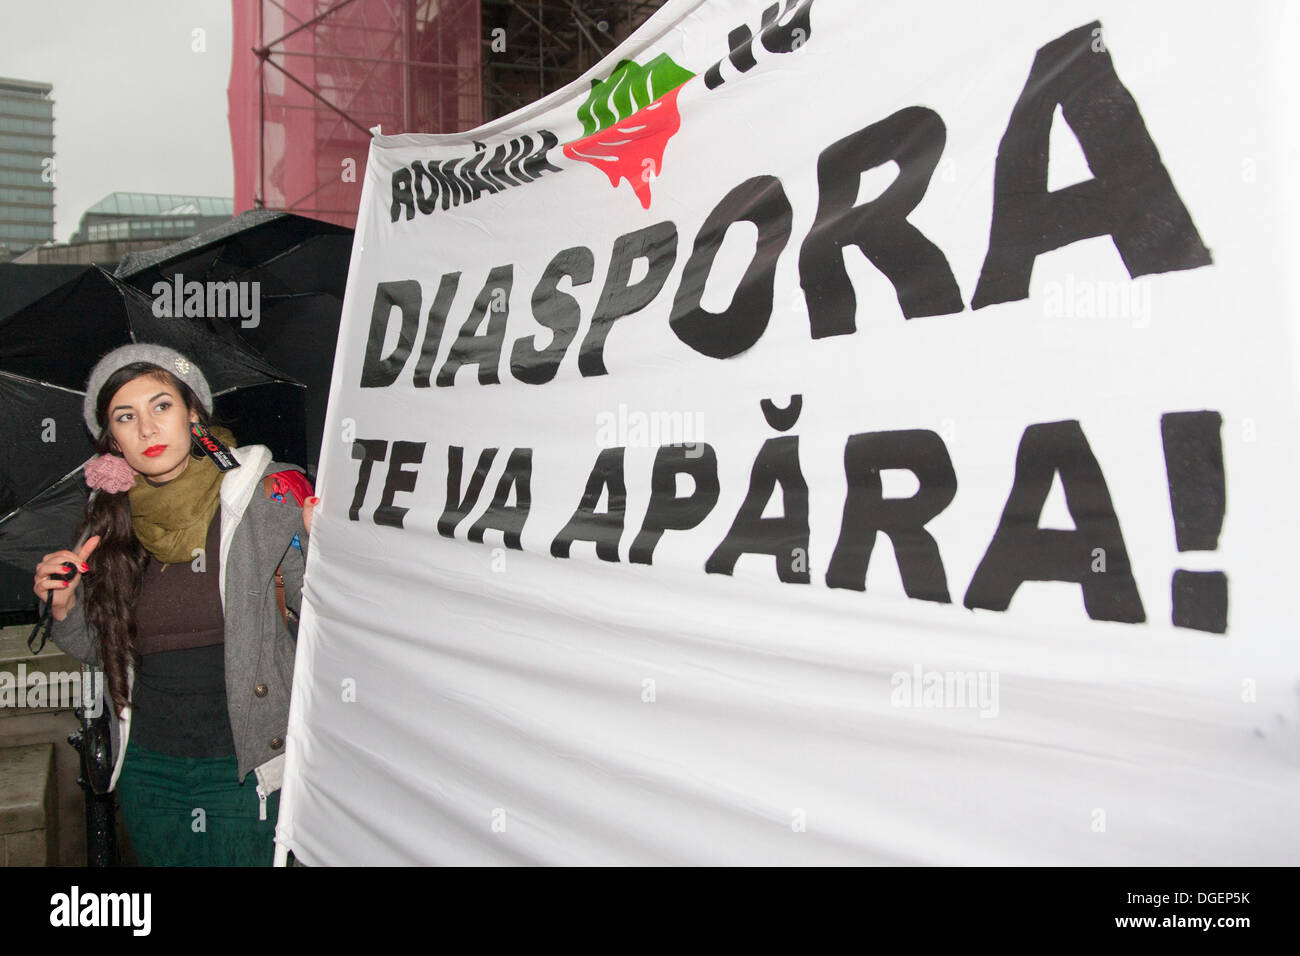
[32,343,317,866]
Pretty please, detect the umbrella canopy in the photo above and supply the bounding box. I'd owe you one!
[0,264,95,319]
[114,209,351,299]
[0,266,306,622]
[115,210,353,476]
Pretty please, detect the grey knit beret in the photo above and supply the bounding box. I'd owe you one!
[82,343,213,439]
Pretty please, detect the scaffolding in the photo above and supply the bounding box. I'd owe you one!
[230,0,668,229]
[481,1,668,123]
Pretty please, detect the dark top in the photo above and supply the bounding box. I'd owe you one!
[131,511,235,758]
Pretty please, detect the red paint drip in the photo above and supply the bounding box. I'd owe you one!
[562,85,685,209]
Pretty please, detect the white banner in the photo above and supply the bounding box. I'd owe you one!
[279,0,1300,864]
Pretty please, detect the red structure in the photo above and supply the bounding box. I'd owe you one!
[229,0,483,228]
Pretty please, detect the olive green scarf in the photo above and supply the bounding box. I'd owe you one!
[128,426,238,566]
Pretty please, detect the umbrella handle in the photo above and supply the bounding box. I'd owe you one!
[29,513,96,655]
[28,561,75,654]
[27,601,52,655]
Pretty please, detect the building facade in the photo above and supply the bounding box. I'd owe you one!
[0,77,55,261]
[70,192,233,244]
[13,192,233,265]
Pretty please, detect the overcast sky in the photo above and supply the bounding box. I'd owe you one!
[2,0,234,241]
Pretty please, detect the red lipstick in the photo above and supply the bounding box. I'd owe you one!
[144,445,167,457]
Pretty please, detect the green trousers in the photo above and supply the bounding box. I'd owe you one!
[115,742,280,867]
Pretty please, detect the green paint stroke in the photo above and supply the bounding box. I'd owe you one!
[576,54,695,138]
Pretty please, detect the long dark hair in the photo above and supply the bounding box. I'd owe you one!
[73,362,219,718]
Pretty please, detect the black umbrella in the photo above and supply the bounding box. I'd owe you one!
[0,263,95,319]
[115,210,354,474]
[0,266,306,622]
[114,209,351,301]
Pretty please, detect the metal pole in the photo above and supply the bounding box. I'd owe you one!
[402,0,410,132]
[259,56,374,137]
[260,0,364,51]
[70,667,118,866]
[257,0,265,208]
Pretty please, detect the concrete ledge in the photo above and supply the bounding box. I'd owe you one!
[0,625,86,718]
[0,710,87,865]
[0,624,80,673]
[0,743,56,866]
[3,828,49,866]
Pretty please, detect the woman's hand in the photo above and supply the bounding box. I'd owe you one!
[33,535,101,622]
[303,496,319,535]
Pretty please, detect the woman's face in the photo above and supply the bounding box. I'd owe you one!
[106,374,198,483]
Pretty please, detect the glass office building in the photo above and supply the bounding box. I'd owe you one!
[0,77,55,260]
[70,192,233,244]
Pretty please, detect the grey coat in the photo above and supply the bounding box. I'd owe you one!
[50,444,310,800]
